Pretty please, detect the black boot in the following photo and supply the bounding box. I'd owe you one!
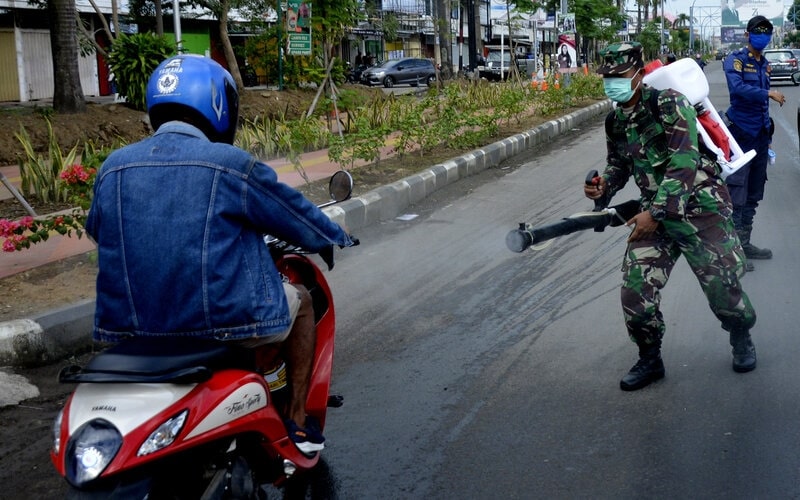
[730,330,757,373]
[738,225,772,260]
[620,345,665,391]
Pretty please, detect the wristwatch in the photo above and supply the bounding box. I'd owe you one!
[649,205,666,221]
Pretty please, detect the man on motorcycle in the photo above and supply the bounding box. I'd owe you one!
[85,54,355,454]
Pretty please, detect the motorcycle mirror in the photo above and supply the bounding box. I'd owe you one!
[792,71,800,85]
[328,170,353,203]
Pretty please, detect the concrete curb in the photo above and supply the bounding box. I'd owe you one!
[0,100,612,368]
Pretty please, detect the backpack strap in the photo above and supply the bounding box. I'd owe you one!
[647,88,661,120]
[646,88,719,163]
[604,109,616,139]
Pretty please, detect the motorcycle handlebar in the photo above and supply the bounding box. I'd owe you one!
[267,234,359,271]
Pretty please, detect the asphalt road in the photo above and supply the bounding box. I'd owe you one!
[6,61,800,498]
[318,61,800,498]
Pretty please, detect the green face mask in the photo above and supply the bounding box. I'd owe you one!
[603,70,640,103]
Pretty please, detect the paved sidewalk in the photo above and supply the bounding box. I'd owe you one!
[0,139,399,278]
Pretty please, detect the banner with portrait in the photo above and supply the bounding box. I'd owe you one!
[559,13,576,34]
[721,26,747,43]
[557,34,577,74]
[721,0,784,28]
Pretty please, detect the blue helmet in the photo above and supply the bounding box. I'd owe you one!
[146,55,239,144]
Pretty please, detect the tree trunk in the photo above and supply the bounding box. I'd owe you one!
[436,0,454,79]
[48,0,86,113]
[637,2,642,33]
[154,0,163,36]
[218,0,244,89]
[471,0,483,63]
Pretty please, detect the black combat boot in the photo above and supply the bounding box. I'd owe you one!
[620,345,665,391]
[738,225,772,260]
[730,330,757,373]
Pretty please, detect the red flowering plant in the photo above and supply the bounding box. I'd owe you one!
[0,163,95,252]
[60,163,97,211]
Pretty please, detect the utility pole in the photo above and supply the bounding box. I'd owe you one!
[689,4,694,52]
[459,3,464,72]
[532,18,537,73]
[173,0,182,53]
[433,0,441,70]
[278,4,283,90]
[660,0,665,51]
[467,0,477,71]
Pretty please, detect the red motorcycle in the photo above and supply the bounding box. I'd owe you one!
[50,172,355,499]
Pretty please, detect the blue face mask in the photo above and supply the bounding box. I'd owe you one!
[749,33,771,51]
[603,70,640,103]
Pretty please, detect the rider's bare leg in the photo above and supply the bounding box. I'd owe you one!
[284,284,315,427]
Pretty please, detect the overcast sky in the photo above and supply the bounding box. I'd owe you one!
[637,0,791,20]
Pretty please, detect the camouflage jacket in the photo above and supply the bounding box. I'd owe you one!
[603,86,732,234]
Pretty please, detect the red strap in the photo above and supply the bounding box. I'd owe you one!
[644,60,664,75]
[697,111,731,161]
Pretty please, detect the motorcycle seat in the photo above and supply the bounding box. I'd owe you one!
[60,337,256,384]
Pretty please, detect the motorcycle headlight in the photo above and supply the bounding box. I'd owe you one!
[52,408,63,455]
[137,410,188,457]
[65,419,122,486]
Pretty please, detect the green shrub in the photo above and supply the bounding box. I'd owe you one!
[108,34,175,111]
[564,73,605,101]
[327,114,390,170]
[15,120,79,203]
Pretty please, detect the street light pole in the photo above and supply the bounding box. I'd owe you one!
[689,0,698,53]
[173,0,183,53]
[660,0,664,50]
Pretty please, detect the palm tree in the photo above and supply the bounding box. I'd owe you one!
[48,0,86,113]
[673,13,691,30]
[636,0,647,33]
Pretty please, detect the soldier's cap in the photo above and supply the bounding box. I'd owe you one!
[596,42,644,76]
[746,15,773,33]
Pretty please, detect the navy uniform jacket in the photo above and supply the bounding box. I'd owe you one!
[723,47,771,137]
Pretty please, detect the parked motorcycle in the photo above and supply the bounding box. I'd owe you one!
[345,62,368,84]
[50,171,357,499]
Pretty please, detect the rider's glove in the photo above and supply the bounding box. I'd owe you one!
[319,245,335,271]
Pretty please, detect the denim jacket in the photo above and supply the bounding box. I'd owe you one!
[86,121,352,342]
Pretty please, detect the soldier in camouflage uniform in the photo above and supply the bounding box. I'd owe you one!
[585,42,757,391]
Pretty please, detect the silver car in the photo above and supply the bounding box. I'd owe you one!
[764,49,799,85]
[360,58,436,88]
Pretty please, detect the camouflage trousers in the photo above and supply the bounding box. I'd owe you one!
[620,217,756,347]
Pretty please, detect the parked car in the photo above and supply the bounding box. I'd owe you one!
[478,51,513,81]
[763,49,799,85]
[477,50,529,81]
[360,58,436,88]
[715,50,727,60]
